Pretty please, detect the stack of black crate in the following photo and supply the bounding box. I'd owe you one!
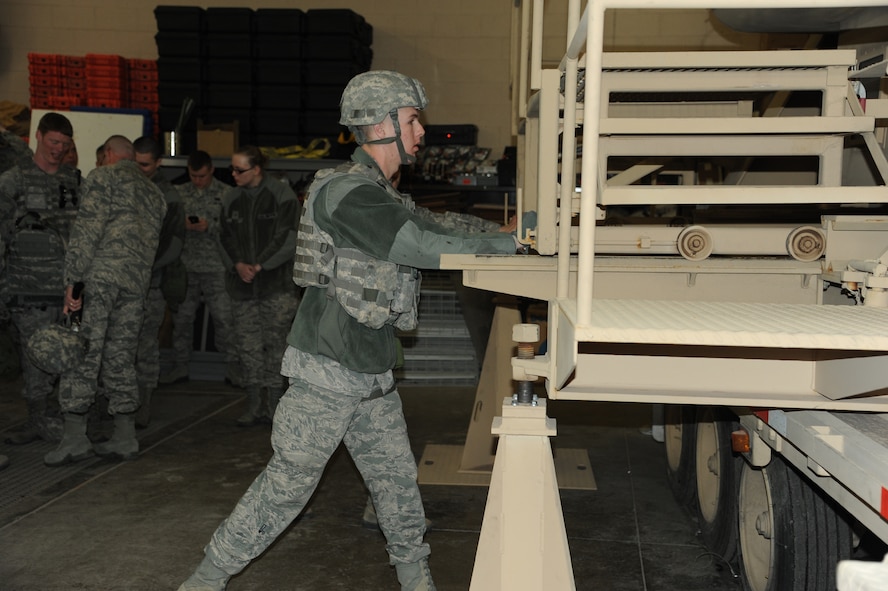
[302,9,373,157]
[155,5,204,154]
[155,6,372,154]
[203,7,255,146]
[253,8,305,148]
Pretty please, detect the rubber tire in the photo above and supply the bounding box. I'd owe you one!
[663,404,697,510]
[694,406,741,568]
[738,455,853,591]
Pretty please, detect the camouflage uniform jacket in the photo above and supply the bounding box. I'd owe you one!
[177,176,228,273]
[147,172,185,288]
[0,157,80,240]
[287,148,516,374]
[0,130,33,175]
[64,159,166,295]
[219,175,300,301]
[0,158,80,301]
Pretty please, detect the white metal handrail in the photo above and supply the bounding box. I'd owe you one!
[524,0,888,326]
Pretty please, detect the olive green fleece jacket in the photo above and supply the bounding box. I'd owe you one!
[288,148,516,374]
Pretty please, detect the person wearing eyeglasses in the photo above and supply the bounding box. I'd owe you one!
[218,145,300,427]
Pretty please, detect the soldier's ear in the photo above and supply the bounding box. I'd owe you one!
[372,120,390,140]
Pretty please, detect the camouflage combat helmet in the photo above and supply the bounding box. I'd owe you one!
[25,318,88,374]
[339,70,428,164]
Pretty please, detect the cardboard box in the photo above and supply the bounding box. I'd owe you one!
[197,120,239,157]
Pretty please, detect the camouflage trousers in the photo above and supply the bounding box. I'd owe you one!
[231,291,298,394]
[10,303,63,401]
[204,376,430,574]
[59,282,143,415]
[135,286,167,390]
[170,270,237,369]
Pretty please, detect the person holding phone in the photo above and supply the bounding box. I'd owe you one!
[161,150,242,390]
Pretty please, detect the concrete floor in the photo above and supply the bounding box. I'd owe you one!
[0,372,740,591]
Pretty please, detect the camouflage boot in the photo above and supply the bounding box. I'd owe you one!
[93,413,139,460]
[44,413,93,466]
[160,364,189,385]
[395,559,436,591]
[5,398,63,445]
[224,363,243,388]
[236,388,264,427]
[176,555,230,591]
[135,385,152,429]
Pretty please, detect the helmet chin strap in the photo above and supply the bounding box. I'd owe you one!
[362,109,416,165]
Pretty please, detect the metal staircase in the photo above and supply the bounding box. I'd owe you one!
[394,271,481,385]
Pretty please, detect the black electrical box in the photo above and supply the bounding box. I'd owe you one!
[424,124,478,146]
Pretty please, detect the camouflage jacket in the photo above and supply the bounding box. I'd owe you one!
[148,172,185,288]
[219,175,300,300]
[64,159,166,296]
[287,148,516,375]
[177,176,229,273]
[0,158,80,302]
[0,157,80,241]
[0,130,32,176]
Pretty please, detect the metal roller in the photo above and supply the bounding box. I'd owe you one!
[676,225,713,261]
[786,225,826,262]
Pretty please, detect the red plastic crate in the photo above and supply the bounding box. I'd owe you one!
[29,77,62,92]
[63,77,87,91]
[129,69,159,82]
[65,67,86,79]
[30,96,54,109]
[87,97,124,108]
[87,87,128,100]
[128,58,157,71]
[64,55,86,68]
[130,91,159,104]
[129,79,158,92]
[50,95,77,109]
[85,53,126,67]
[28,53,60,65]
[66,88,87,101]
[29,63,61,76]
[30,88,58,99]
[87,64,127,79]
[88,78,127,92]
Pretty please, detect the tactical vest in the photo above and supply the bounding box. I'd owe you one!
[293,162,420,331]
[1,164,79,303]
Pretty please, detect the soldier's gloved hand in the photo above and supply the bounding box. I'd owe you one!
[511,210,537,254]
[520,210,537,237]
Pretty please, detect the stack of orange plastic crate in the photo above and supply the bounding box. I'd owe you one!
[28,53,66,109]
[28,53,159,136]
[85,53,128,108]
[127,58,160,134]
[59,55,88,109]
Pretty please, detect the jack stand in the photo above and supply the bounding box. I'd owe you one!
[469,395,576,591]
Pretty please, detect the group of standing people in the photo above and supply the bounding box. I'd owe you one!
[0,113,303,469]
